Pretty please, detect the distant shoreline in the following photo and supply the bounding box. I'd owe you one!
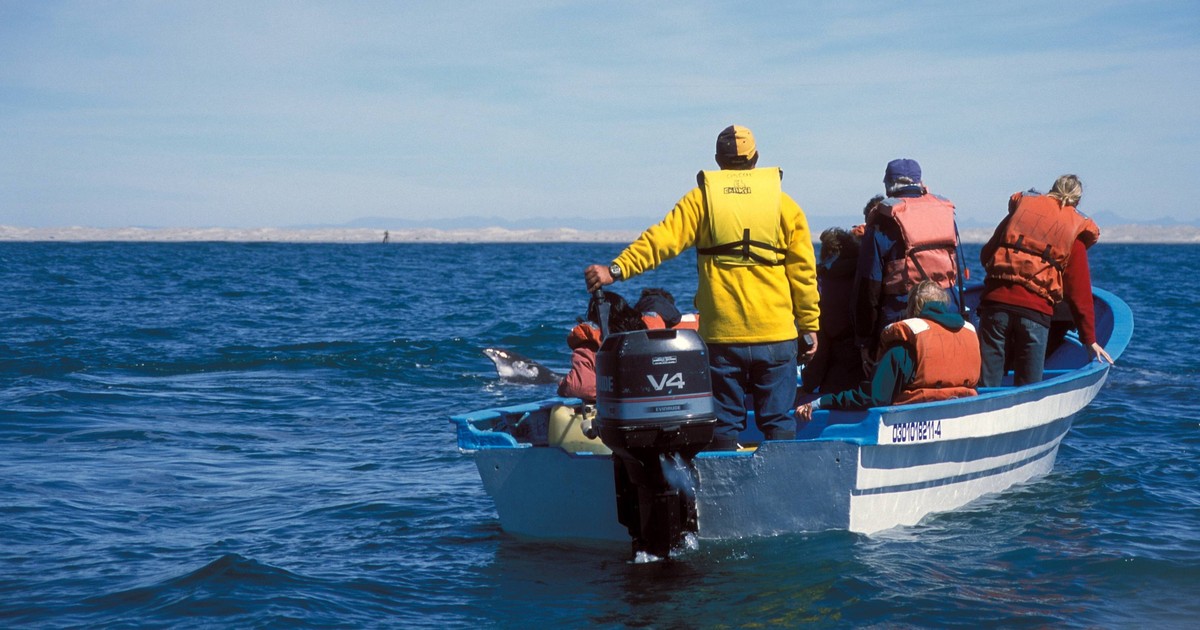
[1,225,1198,244]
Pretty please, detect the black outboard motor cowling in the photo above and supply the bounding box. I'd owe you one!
[594,328,716,558]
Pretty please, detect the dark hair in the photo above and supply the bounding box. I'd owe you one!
[819,227,860,263]
[863,194,885,219]
[638,287,674,304]
[634,287,681,328]
[587,290,647,334]
[819,227,847,261]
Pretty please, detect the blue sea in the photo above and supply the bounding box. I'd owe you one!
[1,241,1196,628]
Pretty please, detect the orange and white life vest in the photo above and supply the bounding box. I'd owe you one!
[879,317,979,404]
[641,313,668,329]
[871,194,959,296]
[984,191,1101,305]
[640,312,700,330]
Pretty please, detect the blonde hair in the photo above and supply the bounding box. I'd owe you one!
[905,280,948,317]
[1047,174,1083,208]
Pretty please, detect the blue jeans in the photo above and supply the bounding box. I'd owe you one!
[978,305,1050,387]
[707,340,798,444]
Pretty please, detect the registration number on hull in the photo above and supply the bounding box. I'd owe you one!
[890,420,942,443]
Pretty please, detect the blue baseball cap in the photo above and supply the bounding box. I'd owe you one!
[884,158,922,184]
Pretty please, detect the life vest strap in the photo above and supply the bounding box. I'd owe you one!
[905,243,956,284]
[697,228,788,266]
[1002,236,1064,272]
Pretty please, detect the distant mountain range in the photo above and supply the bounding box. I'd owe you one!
[8,211,1190,244]
[5,221,1197,243]
[276,211,1200,244]
[309,215,660,232]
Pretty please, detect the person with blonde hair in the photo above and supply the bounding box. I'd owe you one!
[796,280,979,421]
[977,174,1113,387]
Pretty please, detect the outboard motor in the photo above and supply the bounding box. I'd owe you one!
[594,328,716,558]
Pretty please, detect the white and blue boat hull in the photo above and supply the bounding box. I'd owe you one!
[451,288,1132,542]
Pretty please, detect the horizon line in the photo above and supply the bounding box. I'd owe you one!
[2,224,1199,245]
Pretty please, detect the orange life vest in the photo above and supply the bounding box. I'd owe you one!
[878,317,980,404]
[984,191,1101,305]
[567,322,602,349]
[871,194,960,296]
[641,313,667,329]
[640,312,700,330]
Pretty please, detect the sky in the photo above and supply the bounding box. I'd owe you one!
[1,1,1198,229]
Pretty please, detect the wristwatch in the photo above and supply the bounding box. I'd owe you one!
[608,263,623,280]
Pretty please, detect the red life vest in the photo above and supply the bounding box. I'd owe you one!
[878,317,980,404]
[871,194,960,296]
[984,191,1101,305]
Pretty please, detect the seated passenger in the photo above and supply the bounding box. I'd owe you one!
[634,287,702,330]
[558,288,697,402]
[634,288,680,329]
[796,281,979,420]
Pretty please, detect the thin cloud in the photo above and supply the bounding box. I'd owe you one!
[0,1,1196,228]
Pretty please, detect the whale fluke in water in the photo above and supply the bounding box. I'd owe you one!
[483,348,562,384]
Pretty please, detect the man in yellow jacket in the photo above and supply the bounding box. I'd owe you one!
[584,125,820,450]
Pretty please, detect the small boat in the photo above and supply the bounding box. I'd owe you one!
[450,285,1133,553]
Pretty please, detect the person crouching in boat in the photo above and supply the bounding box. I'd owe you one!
[557,288,699,402]
[976,174,1114,387]
[796,281,980,421]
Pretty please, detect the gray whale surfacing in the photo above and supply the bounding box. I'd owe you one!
[482,348,562,384]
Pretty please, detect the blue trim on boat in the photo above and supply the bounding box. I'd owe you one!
[1091,287,1133,359]
[452,397,584,451]
[798,365,1106,448]
[861,415,1073,469]
[852,441,1059,496]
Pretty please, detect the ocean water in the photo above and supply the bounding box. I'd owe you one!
[0,241,1195,628]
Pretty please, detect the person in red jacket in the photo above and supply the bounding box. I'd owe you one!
[977,174,1113,387]
[557,320,604,402]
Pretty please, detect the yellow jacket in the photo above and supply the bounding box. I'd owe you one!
[613,173,819,344]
